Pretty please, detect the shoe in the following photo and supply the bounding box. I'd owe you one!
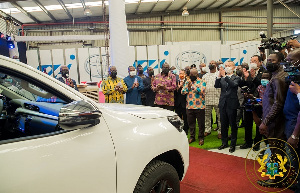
[204,132,211,137]
[240,143,252,149]
[217,134,222,139]
[218,144,228,150]
[189,138,195,144]
[213,127,219,131]
[229,146,235,153]
[253,144,260,151]
[257,179,282,188]
[199,140,204,146]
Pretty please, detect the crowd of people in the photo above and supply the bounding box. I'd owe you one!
[60,40,300,191]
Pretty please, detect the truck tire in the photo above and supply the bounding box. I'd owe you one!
[134,160,180,193]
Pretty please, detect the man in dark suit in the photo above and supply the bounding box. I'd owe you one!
[57,65,78,91]
[174,69,188,134]
[215,61,240,153]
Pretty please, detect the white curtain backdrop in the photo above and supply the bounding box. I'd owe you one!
[109,0,130,78]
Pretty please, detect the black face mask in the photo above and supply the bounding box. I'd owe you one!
[148,71,154,77]
[111,71,117,78]
[266,62,280,72]
[209,64,215,70]
[190,75,197,81]
[162,68,169,75]
[61,70,69,78]
[236,70,243,77]
[185,69,190,76]
[138,69,144,75]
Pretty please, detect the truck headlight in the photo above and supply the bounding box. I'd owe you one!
[167,115,184,132]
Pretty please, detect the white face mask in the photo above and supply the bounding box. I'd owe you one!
[225,67,233,74]
[201,67,207,73]
[129,71,136,76]
[249,63,258,70]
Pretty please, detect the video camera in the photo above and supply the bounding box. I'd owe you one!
[258,31,298,52]
[241,86,251,95]
[281,60,300,83]
[242,98,262,112]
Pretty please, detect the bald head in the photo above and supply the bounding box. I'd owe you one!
[190,68,198,76]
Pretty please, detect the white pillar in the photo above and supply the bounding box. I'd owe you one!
[109,0,130,78]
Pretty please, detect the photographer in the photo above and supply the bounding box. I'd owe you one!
[288,39,300,50]
[239,63,258,150]
[257,52,288,187]
[283,48,300,192]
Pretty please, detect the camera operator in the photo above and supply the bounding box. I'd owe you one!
[257,52,288,187]
[251,55,266,88]
[283,48,300,192]
[239,62,259,150]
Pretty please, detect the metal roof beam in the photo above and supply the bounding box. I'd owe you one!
[57,0,73,20]
[203,0,218,10]
[150,0,159,13]
[241,0,257,7]
[33,0,57,22]
[191,0,204,10]
[178,0,191,11]
[230,0,246,8]
[165,0,175,12]
[80,0,87,9]
[217,0,231,9]
[10,1,40,23]
[135,0,142,14]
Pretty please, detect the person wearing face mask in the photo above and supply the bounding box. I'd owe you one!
[215,61,240,153]
[57,65,78,91]
[152,62,176,111]
[198,63,207,79]
[137,64,146,105]
[251,55,266,87]
[202,61,222,139]
[182,68,206,145]
[174,69,189,134]
[143,67,155,107]
[102,66,128,103]
[124,66,144,105]
[282,48,300,191]
[257,52,288,187]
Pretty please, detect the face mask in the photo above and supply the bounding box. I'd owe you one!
[209,64,215,70]
[236,70,243,77]
[61,70,69,78]
[225,67,233,74]
[110,71,117,78]
[249,63,258,70]
[162,68,169,75]
[190,75,197,81]
[172,70,177,75]
[266,62,279,72]
[129,71,136,76]
[148,71,154,77]
[261,79,269,87]
[185,69,190,76]
[138,69,144,75]
[179,74,185,80]
[201,67,207,73]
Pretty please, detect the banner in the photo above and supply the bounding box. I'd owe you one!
[52,49,64,78]
[26,50,39,70]
[39,50,52,76]
[65,48,78,83]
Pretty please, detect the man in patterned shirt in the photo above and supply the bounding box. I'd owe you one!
[202,61,221,139]
[182,68,206,145]
[101,66,128,103]
[152,63,176,111]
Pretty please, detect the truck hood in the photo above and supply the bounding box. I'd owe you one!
[97,103,176,119]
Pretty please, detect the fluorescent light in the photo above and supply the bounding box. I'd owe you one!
[125,0,140,4]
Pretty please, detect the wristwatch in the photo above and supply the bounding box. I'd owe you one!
[291,134,299,140]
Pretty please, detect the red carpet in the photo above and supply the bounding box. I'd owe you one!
[180,147,294,193]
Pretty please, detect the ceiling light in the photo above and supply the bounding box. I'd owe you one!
[182,6,189,16]
[84,7,92,16]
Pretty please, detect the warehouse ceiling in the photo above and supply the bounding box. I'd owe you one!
[0,0,299,24]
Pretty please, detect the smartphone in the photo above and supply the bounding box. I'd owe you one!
[134,77,137,83]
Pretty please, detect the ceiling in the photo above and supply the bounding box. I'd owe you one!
[0,0,299,24]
